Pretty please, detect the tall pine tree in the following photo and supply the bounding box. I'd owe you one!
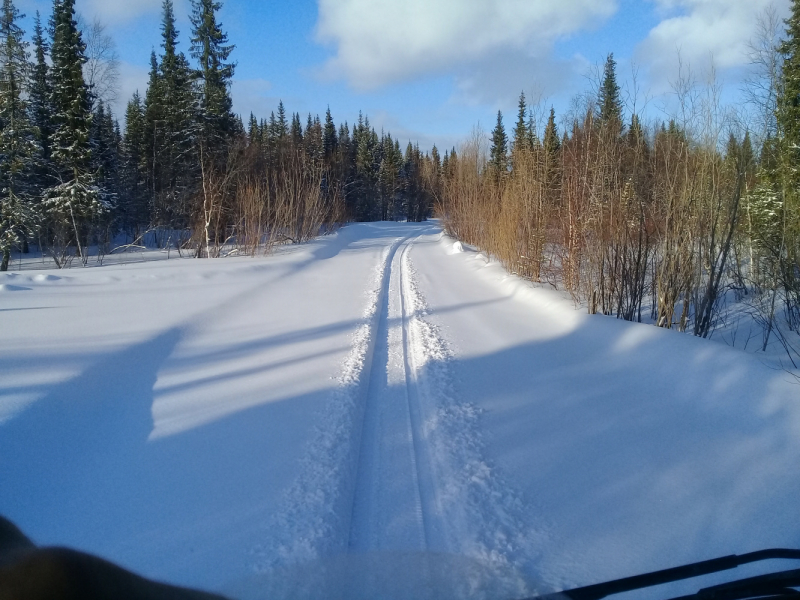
[120,91,148,231]
[513,91,530,157]
[189,0,235,149]
[774,0,800,316]
[45,0,107,263]
[489,110,508,180]
[157,0,198,226]
[597,53,623,129]
[28,11,52,169]
[0,0,39,269]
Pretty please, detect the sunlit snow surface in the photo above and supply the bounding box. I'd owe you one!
[1,222,799,600]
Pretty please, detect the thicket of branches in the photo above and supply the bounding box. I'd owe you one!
[0,0,439,268]
[439,22,800,363]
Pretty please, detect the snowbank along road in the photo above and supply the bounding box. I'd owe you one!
[1,222,799,600]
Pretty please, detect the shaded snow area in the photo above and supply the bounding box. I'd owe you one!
[1,222,799,600]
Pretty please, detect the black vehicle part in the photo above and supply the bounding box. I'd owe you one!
[524,549,800,600]
[667,567,800,600]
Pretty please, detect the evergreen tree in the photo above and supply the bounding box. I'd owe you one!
[189,0,235,147]
[290,112,302,148]
[48,0,93,178]
[90,100,119,207]
[597,53,623,129]
[276,100,288,138]
[513,91,529,156]
[28,11,52,166]
[45,0,106,261]
[543,107,560,156]
[120,91,148,231]
[489,110,508,180]
[247,111,259,146]
[158,0,198,225]
[770,0,800,309]
[323,106,337,158]
[305,113,322,163]
[0,0,39,269]
[142,49,164,221]
[779,2,800,153]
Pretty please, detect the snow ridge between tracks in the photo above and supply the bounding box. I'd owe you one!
[253,243,396,570]
[402,251,545,596]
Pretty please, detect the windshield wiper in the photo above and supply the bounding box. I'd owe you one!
[524,549,800,600]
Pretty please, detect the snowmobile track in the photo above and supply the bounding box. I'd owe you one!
[347,234,441,553]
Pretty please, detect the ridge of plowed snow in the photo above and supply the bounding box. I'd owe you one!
[402,249,546,597]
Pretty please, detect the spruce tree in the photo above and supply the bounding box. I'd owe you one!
[489,110,508,180]
[49,0,93,178]
[142,50,164,221]
[276,100,288,138]
[779,2,800,152]
[120,91,148,231]
[45,0,107,263]
[774,0,800,308]
[28,11,52,166]
[513,92,529,156]
[597,53,623,129]
[247,111,259,145]
[90,100,119,208]
[190,0,235,147]
[0,0,39,269]
[158,0,198,226]
[305,113,322,163]
[290,112,302,148]
[543,107,560,157]
[323,106,337,158]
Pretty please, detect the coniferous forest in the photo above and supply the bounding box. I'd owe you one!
[0,0,439,271]
[1,0,800,359]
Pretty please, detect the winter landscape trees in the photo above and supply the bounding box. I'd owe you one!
[438,22,800,365]
[1,0,799,360]
[0,0,437,269]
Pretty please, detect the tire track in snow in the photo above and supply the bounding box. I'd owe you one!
[252,234,411,569]
[252,228,546,598]
[347,235,429,552]
[398,241,444,552]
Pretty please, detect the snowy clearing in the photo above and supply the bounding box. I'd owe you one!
[1,222,799,600]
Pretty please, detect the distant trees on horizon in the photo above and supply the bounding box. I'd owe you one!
[0,0,437,269]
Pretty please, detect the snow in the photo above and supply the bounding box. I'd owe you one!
[1,222,799,600]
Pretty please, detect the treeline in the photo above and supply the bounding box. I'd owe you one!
[440,41,800,355]
[0,0,438,270]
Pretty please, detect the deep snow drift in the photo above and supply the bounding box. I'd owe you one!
[1,222,798,600]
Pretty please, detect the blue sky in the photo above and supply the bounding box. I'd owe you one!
[17,0,791,151]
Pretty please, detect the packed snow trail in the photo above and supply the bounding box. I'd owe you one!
[347,235,442,553]
[248,225,539,599]
[2,222,800,600]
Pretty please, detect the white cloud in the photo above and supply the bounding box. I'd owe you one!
[452,47,582,110]
[314,0,618,90]
[637,0,790,88]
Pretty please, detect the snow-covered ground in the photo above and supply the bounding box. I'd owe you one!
[1,222,799,600]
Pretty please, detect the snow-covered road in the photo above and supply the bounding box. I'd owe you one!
[2,222,799,600]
